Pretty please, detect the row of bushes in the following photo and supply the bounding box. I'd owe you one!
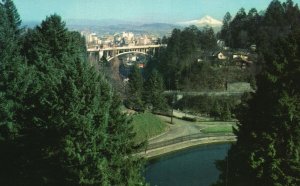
[175,95,241,121]
[181,116,197,122]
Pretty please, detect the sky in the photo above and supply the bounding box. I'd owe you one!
[14,0,300,23]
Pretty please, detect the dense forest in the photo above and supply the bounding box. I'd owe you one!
[214,0,300,185]
[144,25,255,92]
[0,1,145,185]
[219,0,300,50]
[130,12,257,119]
[125,22,256,117]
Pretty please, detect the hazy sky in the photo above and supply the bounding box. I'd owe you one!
[14,0,300,23]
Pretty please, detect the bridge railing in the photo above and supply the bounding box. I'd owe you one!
[87,44,166,52]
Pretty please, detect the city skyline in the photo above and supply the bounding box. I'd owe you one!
[14,0,299,24]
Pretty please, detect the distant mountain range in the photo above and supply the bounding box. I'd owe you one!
[66,21,181,37]
[22,16,222,36]
[65,15,222,28]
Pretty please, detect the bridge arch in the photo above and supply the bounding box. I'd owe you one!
[107,51,150,61]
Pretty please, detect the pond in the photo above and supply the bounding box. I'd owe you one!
[145,143,230,186]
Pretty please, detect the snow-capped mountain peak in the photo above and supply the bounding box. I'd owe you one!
[198,16,222,25]
[178,16,222,27]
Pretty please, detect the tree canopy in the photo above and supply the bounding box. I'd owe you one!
[143,69,167,112]
[219,0,300,49]
[126,65,144,110]
[153,26,219,90]
[0,2,144,185]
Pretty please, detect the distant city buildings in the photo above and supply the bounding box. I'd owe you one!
[82,31,159,50]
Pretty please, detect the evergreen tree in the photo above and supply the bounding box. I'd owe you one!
[199,26,217,51]
[229,8,249,48]
[158,28,182,90]
[213,28,300,186]
[1,11,145,185]
[106,92,145,185]
[126,65,144,110]
[283,0,300,30]
[0,1,36,184]
[153,25,219,91]
[246,8,260,44]
[143,69,167,112]
[264,0,285,27]
[161,35,168,44]
[2,14,111,185]
[220,12,232,45]
[2,0,21,34]
[220,0,300,49]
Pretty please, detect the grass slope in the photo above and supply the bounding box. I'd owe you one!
[132,112,166,143]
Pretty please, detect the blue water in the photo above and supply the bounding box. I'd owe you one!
[145,143,230,186]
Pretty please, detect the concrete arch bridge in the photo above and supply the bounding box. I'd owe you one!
[87,44,166,62]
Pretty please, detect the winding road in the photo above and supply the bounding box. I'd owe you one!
[148,110,233,144]
[148,116,201,144]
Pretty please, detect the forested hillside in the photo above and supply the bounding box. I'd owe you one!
[214,0,300,185]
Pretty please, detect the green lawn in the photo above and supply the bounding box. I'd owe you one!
[201,125,234,134]
[132,112,167,143]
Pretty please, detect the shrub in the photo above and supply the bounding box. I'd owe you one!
[181,116,197,122]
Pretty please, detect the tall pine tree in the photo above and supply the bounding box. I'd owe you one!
[143,69,167,112]
[1,10,145,185]
[2,0,21,34]
[126,65,144,110]
[106,92,145,185]
[0,1,36,185]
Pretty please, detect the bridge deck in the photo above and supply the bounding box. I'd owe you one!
[87,44,166,52]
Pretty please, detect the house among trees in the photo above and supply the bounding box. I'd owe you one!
[212,51,230,60]
[233,50,254,68]
[250,44,256,51]
[216,51,228,60]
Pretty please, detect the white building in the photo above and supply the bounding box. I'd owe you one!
[88,33,101,45]
[138,35,151,45]
[122,32,134,41]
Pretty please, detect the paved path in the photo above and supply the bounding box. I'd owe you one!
[148,115,207,144]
